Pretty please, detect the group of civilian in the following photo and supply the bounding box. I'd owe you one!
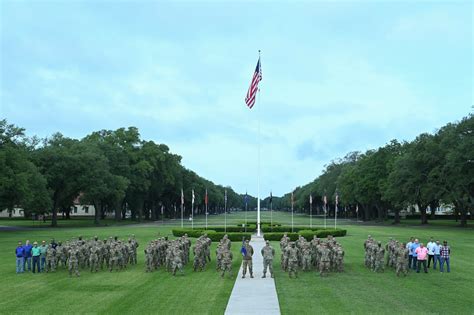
[406,237,451,274]
[15,239,57,274]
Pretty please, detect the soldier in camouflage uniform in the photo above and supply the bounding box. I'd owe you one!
[241,240,254,278]
[172,245,184,276]
[68,244,80,277]
[374,242,385,272]
[45,245,56,272]
[261,240,275,278]
[319,243,330,277]
[287,242,299,278]
[396,242,409,277]
[280,235,289,271]
[89,242,100,272]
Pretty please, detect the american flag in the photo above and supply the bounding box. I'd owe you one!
[245,57,262,109]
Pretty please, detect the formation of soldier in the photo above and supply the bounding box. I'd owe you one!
[35,235,139,277]
[144,234,191,276]
[216,235,233,277]
[363,235,409,276]
[193,234,212,272]
[280,233,345,277]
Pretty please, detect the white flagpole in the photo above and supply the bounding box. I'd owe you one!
[310,194,312,228]
[191,190,194,230]
[205,189,208,230]
[291,191,294,233]
[224,189,227,233]
[256,50,262,237]
[270,193,273,230]
[181,189,184,228]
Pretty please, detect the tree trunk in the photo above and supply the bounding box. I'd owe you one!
[65,207,70,219]
[393,208,400,224]
[93,201,100,225]
[363,204,370,221]
[418,202,428,224]
[460,210,467,227]
[151,201,157,221]
[114,200,122,221]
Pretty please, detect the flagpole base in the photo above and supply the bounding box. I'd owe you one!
[257,223,261,237]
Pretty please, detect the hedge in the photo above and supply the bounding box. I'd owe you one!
[212,226,256,233]
[171,228,252,242]
[261,226,324,233]
[263,228,347,241]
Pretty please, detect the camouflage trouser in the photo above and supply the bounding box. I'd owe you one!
[242,259,253,276]
[281,255,288,271]
[172,262,183,276]
[336,259,344,272]
[375,259,384,272]
[319,261,329,277]
[221,262,232,277]
[46,257,56,272]
[263,258,273,276]
[90,255,99,272]
[145,255,153,272]
[69,259,80,276]
[302,256,311,271]
[288,260,298,278]
[396,262,407,276]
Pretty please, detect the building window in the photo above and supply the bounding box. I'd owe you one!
[83,206,89,214]
[74,206,78,214]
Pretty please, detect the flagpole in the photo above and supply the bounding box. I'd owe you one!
[291,197,294,233]
[335,204,337,229]
[310,195,312,229]
[205,189,208,230]
[181,203,183,228]
[257,52,261,237]
[270,199,273,231]
[324,204,327,229]
[224,189,227,233]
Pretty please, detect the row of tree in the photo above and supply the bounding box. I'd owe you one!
[0,120,257,226]
[275,113,473,226]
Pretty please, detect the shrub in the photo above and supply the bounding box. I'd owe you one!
[213,226,256,233]
[263,228,347,241]
[171,228,252,242]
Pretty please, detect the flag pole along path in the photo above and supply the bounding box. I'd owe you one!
[245,50,263,236]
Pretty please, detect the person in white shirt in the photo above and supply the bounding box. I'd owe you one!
[406,237,414,269]
[427,237,435,268]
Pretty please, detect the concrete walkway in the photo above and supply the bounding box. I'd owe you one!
[225,235,280,315]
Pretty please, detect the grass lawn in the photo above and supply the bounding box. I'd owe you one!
[0,225,240,314]
[0,211,472,314]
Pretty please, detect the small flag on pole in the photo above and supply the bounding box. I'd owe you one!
[269,191,273,205]
[323,195,327,206]
[356,204,359,213]
[224,189,227,203]
[192,189,195,205]
[244,191,248,205]
[181,189,184,205]
[291,191,294,207]
[205,189,208,205]
[309,194,313,205]
[245,56,262,109]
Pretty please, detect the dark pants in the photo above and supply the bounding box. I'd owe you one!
[408,255,414,269]
[32,256,41,273]
[433,255,441,270]
[417,260,427,273]
[427,254,434,268]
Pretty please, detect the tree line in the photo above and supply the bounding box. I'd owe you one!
[275,113,473,226]
[0,120,257,226]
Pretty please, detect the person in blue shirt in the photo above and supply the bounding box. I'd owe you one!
[23,240,33,272]
[409,239,420,270]
[432,240,441,270]
[15,241,25,273]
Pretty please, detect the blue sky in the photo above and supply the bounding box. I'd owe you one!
[1,0,472,197]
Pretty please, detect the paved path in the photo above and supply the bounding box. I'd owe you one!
[225,235,280,315]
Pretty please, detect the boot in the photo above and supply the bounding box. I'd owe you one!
[250,273,254,278]
[262,273,266,278]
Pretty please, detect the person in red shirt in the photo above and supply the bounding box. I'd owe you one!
[415,243,429,273]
